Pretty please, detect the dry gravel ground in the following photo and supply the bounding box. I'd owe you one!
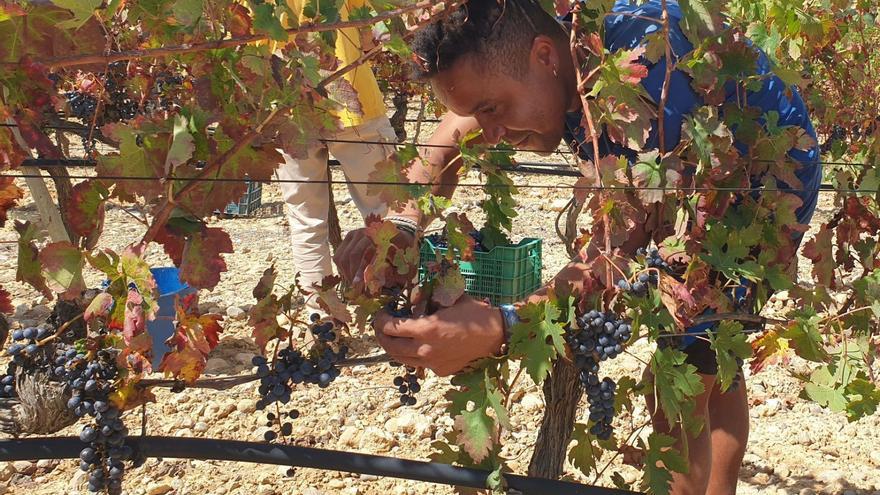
[1,118,879,495]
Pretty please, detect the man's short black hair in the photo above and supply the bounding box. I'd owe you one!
[409,0,568,80]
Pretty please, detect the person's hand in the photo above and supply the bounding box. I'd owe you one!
[372,295,505,376]
[333,225,417,293]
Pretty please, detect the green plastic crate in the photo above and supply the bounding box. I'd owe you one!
[224,180,262,216]
[418,237,542,305]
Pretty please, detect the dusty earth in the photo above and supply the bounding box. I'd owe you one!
[0,110,879,495]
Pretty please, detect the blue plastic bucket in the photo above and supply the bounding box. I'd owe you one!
[147,267,197,367]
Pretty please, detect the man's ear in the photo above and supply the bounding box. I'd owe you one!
[530,34,560,74]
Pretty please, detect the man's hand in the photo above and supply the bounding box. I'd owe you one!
[333,225,417,293]
[372,295,505,376]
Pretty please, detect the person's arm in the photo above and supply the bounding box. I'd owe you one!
[373,220,654,376]
[334,112,480,285]
[387,112,481,226]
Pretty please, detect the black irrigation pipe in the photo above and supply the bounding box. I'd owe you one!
[0,171,854,194]
[0,437,641,495]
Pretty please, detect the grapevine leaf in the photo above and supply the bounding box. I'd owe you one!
[122,286,145,345]
[844,379,880,422]
[109,377,156,411]
[0,286,11,314]
[14,221,51,299]
[50,0,101,29]
[508,301,567,385]
[252,264,277,301]
[63,179,109,245]
[164,113,195,173]
[392,245,419,277]
[750,329,790,374]
[640,433,687,495]
[612,45,649,85]
[783,308,827,363]
[117,331,152,375]
[802,365,848,412]
[708,321,752,391]
[657,272,698,327]
[802,225,835,288]
[630,151,664,204]
[568,423,599,477]
[650,348,705,425]
[252,3,287,41]
[119,244,158,318]
[170,0,203,27]
[444,213,476,261]
[367,156,414,207]
[431,263,466,308]
[362,218,401,295]
[96,124,165,202]
[453,408,494,464]
[158,347,206,384]
[248,293,286,352]
[38,241,86,300]
[180,227,233,290]
[84,292,114,322]
[0,178,23,228]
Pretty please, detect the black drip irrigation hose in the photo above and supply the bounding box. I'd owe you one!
[0,437,641,495]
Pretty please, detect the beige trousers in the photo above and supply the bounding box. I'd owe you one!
[275,116,397,298]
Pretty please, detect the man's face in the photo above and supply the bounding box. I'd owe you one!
[431,50,570,153]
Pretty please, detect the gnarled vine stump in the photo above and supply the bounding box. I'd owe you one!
[527,357,583,479]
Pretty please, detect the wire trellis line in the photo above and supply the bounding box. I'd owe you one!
[1,122,875,168]
[0,171,864,194]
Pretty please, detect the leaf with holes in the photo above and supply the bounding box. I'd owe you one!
[39,241,86,300]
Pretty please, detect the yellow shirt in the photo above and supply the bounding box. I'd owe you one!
[282,0,387,128]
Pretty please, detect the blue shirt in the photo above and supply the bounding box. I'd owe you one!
[562,0,822,227]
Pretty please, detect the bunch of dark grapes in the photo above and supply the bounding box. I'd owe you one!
[102,63,139,123]
[616,247,672,297]
[392,366,420,406]
[253,315,348,441]
[426,231,488,253]
[569,310,632,440]
[7,326,52,367]
[64,347,132,494]
[0,364,15,398]
[65,92,99,122]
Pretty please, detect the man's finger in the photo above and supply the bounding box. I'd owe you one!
[373,311,428,339]
[374,329,423,359]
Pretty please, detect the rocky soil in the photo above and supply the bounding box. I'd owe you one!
[0,114,878,495]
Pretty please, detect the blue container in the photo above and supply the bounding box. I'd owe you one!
[148,267,197,367]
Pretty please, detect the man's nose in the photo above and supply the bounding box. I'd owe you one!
[481,124,507,145]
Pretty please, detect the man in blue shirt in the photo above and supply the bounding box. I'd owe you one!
[335,1,820,492]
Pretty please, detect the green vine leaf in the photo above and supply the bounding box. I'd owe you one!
[568,422,599,477]
[708,321,752,391]
[650,348,705,427]
[508,301,567,386]
[844,379,880,422]
[640,433,687,495]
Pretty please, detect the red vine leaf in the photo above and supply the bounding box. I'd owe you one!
[362,217,403,295]
[658,272,698,327]
[0,285,12,314]
[0,178,23,228]
[38,241,86,300]
[14,220,52,299]
[613,46,649,85]
[84,292,114,322]
[118,331,153,376]
[122,287,145,345]
[158,347,206,384]
[64,179,109,247]
[750,329,790,374]
[802,225,835,288]
[180,227,234,290]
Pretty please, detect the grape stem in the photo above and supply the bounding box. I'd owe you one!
[37,313,84,347]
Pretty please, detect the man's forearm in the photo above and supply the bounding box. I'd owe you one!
[387,112,479,227]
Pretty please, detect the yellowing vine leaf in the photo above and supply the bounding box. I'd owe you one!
[14,220,51,299]
[39,241,86,300]
[0,178,23,228]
